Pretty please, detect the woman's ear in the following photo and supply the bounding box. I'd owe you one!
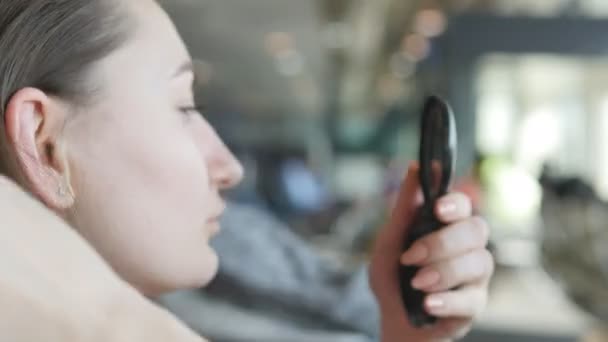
[4,87,74,211]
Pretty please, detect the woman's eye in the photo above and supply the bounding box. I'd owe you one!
[178,104,207,121]
[179,105,203,115]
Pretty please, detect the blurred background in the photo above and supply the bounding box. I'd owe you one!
[157,0,608,341]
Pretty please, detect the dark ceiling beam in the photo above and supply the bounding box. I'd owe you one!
[440,14,608,60]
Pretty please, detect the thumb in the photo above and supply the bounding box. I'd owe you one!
[370,162,422,309]
[384,162,422,243]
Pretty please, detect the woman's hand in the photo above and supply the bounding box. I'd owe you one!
[370,164,493,342]
[0,176,205,342]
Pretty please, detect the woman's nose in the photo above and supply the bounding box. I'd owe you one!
[206,132,244,190]
[212,147,244,190]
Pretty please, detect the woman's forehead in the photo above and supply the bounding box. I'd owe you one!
[104,0,192,83]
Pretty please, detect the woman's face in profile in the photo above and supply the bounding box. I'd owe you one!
[61,0,243,295]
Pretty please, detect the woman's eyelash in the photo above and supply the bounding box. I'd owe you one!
[179,104,207,116]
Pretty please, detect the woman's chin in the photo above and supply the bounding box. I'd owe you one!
[177,243,220,289]
[133,246,220,296]
[196,246,219,287]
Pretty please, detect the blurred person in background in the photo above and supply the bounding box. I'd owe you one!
[0,0,493,341]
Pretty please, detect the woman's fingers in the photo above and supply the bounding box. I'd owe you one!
[411,248,494,292]
[424,285,489,319]
[428,317,474,341]
[400,216,490,265]
[435,192,473,223]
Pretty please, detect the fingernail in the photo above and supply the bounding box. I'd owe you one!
[412,270,440,289]
[400,244,428,265]
[426,296,445,312]
[438,201,457,217]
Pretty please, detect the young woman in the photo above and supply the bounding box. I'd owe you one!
[0,1,493,341]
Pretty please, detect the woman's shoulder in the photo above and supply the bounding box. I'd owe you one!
[0,175,59,226]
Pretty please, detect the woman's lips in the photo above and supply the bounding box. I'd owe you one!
[206,202,226,236]
[207,219,221,236]
[207,211,225,236]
